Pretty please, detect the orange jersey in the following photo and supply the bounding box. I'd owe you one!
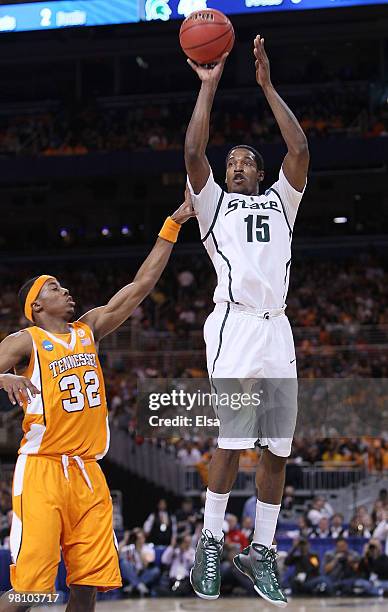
[18,321,109,459]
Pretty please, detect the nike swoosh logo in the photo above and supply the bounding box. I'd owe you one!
[290,358,296,364]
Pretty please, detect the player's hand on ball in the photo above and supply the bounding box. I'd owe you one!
[171,186,197,225]
[187,52,229,86]
[0,373,40,407]
[254,35,271,89]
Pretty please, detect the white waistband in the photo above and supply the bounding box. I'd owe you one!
[61,454,93,492]
[215,302,286,319]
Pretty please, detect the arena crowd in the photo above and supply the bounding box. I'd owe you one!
[0,86,386,158]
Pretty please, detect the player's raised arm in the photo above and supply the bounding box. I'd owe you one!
[0,331,40,406]
[254,35,309,192]
[185,54,228,194]
[79,190,196,341]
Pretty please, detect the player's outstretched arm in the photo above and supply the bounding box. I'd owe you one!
[185,53,228,194]
[254,35,309,192]
[0,331,40,406]
[79,190,196,341]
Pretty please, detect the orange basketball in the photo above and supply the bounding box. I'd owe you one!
[179,9,235,66]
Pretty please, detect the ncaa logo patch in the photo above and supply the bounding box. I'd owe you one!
[42,340,54,352]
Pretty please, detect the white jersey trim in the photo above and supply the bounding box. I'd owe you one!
[13,454,27,496]
[95,415,110,460]
[44,327,77,351]
[187,170,223,239]
[10,512,22,564]
[265,185,293,238]
[208,231,236,303]
[26,340,44,415]
[271,165,307,229]
[19,423,46,454]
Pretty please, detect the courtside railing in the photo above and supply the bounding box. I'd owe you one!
[108,431,368,497]
[100,345,388,371]
[101,324,388,352]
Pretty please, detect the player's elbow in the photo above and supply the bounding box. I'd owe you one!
[185,147,204,166]
[291,137,309,160]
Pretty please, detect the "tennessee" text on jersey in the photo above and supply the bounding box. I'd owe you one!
[48,352,98,378]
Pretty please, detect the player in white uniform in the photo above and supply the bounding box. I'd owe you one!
[186,36,309,606]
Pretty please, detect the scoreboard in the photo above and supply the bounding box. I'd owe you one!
[156,1,388,21]
[0,0,386,33]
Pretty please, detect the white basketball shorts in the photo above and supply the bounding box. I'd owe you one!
[204,302,298,457]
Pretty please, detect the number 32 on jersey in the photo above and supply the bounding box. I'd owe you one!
[59,371,101,413]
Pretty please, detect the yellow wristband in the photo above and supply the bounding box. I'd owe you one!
[158,216,181,243]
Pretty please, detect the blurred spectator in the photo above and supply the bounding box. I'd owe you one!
[0,487,11,545]
[282,485,295,512]
[322,537,379,596]
[307,496,334,526]
[378,489,388,504]
[348,514,372,538]
[143,499,176,546]
[373,510,388,556]
[177,442,202,466]
[323,537,359,583]
[358,539,388,592]
[160,534,195,596]
[241,516,254,542]
[239,449,259,469]
[175,498,198,536]
[242,495,257,523]
[0,510,12,549]
[220,542,253,596]
[177,269,195,299]
[225,514,249,552]
[330,513,348,539]
[286,516,311,540]
[118,528,160,596]
[310,517,332,539]
[284,538,322,595]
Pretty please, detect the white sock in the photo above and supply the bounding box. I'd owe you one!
[252,500,281,548]
[203,488,230,539]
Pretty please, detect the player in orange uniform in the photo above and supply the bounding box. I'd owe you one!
[0,193,195,612]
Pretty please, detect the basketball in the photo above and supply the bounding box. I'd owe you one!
[179,9,235,65]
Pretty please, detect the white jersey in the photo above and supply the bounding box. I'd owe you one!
[188,166,306,310]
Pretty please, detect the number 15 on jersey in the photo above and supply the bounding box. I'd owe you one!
[244,215,271,243]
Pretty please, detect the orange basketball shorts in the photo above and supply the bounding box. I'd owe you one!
[10,454,122,593]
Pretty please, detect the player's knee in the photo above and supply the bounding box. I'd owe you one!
[262,448,288,470]
[69,585,97,609]
[216,448,241,464]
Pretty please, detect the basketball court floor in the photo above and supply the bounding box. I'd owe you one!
[35,598,387,611]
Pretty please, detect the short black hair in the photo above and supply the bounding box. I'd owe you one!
[226,145,264,171]
[18,276,41,315]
